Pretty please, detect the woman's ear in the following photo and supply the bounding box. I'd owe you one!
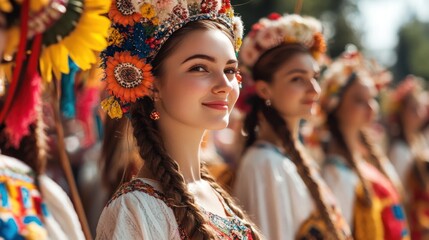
[151,78,161,101]
[254,80,272,101]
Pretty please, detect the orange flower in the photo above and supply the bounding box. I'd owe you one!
[105,51,154,103]
[310,32,327,59]
[109,0,142,26]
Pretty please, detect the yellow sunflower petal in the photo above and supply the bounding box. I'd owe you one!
[63,39,96,70]
[39,49,53,82]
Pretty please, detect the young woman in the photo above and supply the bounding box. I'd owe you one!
[233,13,351,240]
[388,75,429,239]
[96,0,261,239]
[320,48,410,240]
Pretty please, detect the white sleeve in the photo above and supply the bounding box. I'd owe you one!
[233,149,313,240]
[321,161,358,227]
[38,175,85,240]
[389,141,413,186]
[95,191,181,240]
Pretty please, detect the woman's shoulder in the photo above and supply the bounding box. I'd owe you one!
[96,178,180,239]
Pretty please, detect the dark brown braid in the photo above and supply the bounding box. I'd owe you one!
[241,43,343,239]
[200,165,262,240]
[130,97,217,239]
[242,95,262,149]
[327,112,373,207]
[260,101,342,240]
[359,130,390,179]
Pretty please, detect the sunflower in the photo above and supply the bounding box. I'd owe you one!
[105,51,154,103]
[39,0,111,82]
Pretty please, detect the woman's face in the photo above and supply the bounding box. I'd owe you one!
[401,93,428,132]
[259,53,320,119]
[155,28,239,130]
[336,77,379,128]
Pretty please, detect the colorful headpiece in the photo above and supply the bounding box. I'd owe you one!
[100,0,243,119]
[382,75,425,120]
[239,13,326,72]
[320,44,392,113]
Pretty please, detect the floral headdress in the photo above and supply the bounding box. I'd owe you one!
[382,75,425,122]
[239,12,326,72]
[319,44,392,113]
[100,0,244,119]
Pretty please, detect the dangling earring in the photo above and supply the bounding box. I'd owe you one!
[265,99,271,106]
[150,109,160,120]
[236,70,243,89]
[150,93,160,120]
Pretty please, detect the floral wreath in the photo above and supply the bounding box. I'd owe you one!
[239,12,327,73]
[100,0,244,119]
[382,75,425,124]
[319,44,392,113]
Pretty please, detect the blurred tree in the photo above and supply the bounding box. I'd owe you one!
[394,19,429,82]
[234,0,362,57]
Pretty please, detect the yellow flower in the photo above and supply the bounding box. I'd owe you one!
[39,0,111,82]
[101,96,123,119]
[108,27,124,46]
[235,38,242,51]
[151,17,160,26]
[140,3,156,20]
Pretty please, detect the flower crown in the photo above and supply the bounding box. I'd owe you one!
[382,75,424,121]
[320,45,392,113]
[239,13,326,72]
[100,0,243,119]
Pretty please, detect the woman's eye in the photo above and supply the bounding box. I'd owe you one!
[224,68,238,75]
[189,65,207,72]
[291,77,303,82]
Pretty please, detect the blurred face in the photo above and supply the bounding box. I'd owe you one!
[336,77,379,128]
[401,93,428,131]
[155,28,239,130]
[256,53,320,119]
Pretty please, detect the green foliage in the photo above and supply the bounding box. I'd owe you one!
[394,19,429,82]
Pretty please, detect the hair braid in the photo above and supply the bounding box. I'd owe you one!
[327,113,373,207]
[200,165,262,240]
[242,96,262,149]
[130,97,217,239]
[260,105,342,240]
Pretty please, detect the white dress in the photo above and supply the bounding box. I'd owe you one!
[0,154,85,240]
[233,141,349,240]
[96,179,181,239]
[96,178,254,240]
[389,140,414,187]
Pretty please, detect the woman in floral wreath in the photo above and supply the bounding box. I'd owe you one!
[95,0,261,239]
[319,46,410,240]
[232,13,352,240]
[387,75,429,240]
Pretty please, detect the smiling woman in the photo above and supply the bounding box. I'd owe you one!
[233,13,352,240]
[95,0,261,239]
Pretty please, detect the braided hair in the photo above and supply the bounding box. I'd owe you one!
[130,20,262,239]
[242,44,342,239]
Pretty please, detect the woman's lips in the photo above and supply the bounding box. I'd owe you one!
[202,101,228,110]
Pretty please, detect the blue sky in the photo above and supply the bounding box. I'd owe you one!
[357,0,429,66]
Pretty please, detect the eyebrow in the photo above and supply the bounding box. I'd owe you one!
[181,54,237,65]
[285,68,320,75]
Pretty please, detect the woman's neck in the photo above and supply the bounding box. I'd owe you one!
[149,117,205,184]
